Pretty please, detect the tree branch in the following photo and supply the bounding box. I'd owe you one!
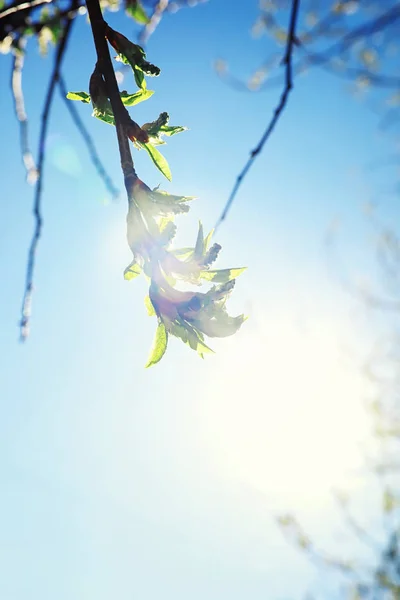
[85,0,137,194]
[215,0,301,229]
[58,74,120,201]
[19,3,77,340]
[0,0,51,20]
[10,37,38,184]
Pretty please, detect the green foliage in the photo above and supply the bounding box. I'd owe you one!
[120,89,154,106]
[65,26,246,365]
[106,25,160,91]
[66,91,91,103]
[67,49,183,181]
[200,267,247,283]
[123,261,141,280]
[139,142,172,181]
[145,321,168,368]
[125,0,150,24]
[142,112,187,145]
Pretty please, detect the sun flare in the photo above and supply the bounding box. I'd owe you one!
[197,314,372,509]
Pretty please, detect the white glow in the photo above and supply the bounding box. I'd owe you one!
[197,314,371,509]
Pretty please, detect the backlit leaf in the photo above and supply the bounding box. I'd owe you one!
[123,261,141,280]
[140,142,172,181]
[66,91,91,103]
[200,267,246,283]
[145,321,168,367]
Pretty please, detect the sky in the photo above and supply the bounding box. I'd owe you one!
[0,1,399,599]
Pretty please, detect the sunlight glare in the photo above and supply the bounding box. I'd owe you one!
[197,314,371,510]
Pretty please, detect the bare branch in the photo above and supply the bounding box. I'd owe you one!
[58,74,120,201]
[215,0,301,229]
[0,0,51,20]
[10,37,38,184]
[20,2,78,340]
[139,0,168,45]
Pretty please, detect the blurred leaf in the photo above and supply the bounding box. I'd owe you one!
[383,488,400,513]
[38,26,53,55]
[332,1,359,15]
[194,221,204,258]
[359,48,378,70]
[125,0,150,24]
[145,321,168,367]
[66,91,91,103]
[273,27,287,43]
[305,11,318,27]
[172,248,195,261]
[144,295,156,316]
[124,261,141,280]
[200,268,246,283]
[204,229,214,252]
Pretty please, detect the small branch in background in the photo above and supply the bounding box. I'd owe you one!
[0,0,51,20]
[215,0,301,229]
[139,0,168,45]
[20,2,77,341]
[10,37,38,184]
[58,74,120,201]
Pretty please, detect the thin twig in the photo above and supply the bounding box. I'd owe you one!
[304,3,400,69]
[10,37,38,184]
[139,0,168,45]
[20,3,77,340]
[58,74,120,200]
[0,0,51,20]
[85,0,137,193]
[215,0,301,229]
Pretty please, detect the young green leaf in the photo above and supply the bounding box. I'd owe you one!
[140,142,172,181]
[142,113,187,145]
[120,89,154,106]
[145,321,168,367]
[124,261,141,280]
[106,26,160,90]
[66,91,91,103]
[200,267,247,283]
[144,294,156,316]
[204,229,214,252]
[125,0,150,24]
[93,106,115,126]
[159,125,187,136]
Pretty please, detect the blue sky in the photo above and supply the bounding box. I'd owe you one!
[0,1,399,598]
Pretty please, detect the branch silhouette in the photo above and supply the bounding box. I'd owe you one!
[20,1,78,340]
[58,74,120,200]
[215,0,301,229]
[0,0,51,20]
[85,0,137,192]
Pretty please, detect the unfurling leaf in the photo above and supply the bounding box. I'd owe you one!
[106,25,160,90]
[145,321,168,367]
[66,91,91,103]
[142,112,187,145]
